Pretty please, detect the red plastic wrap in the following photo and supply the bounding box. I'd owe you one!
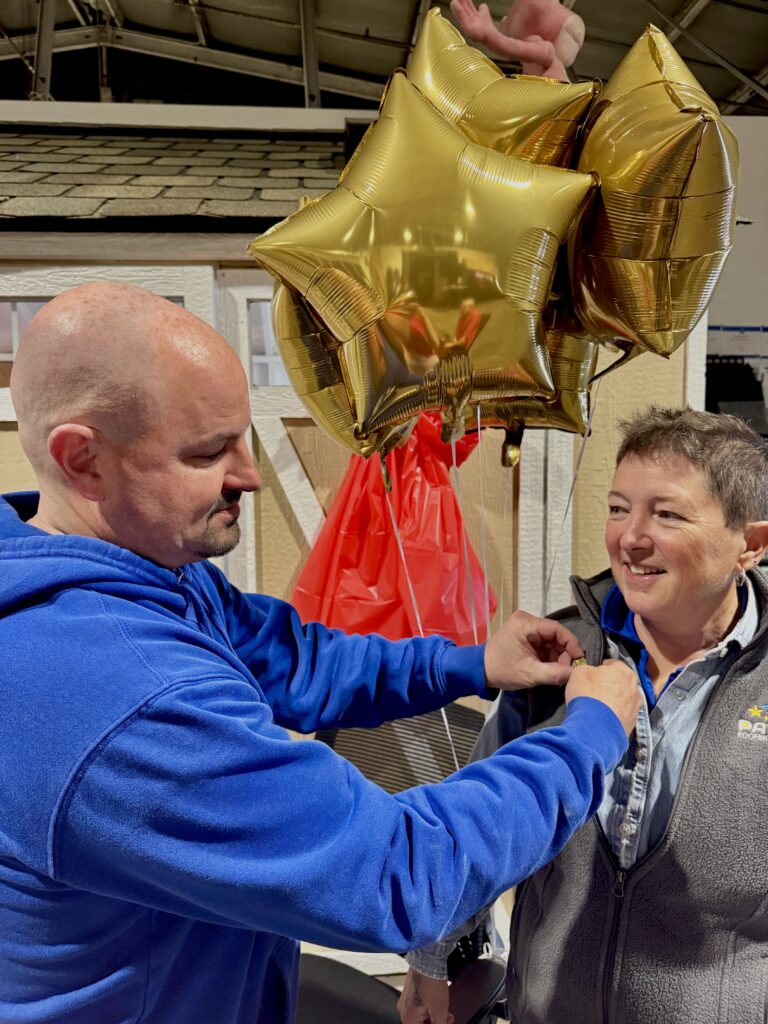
[292,415,497,644]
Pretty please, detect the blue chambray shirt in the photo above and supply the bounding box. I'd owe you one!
[598,577,758,868]
[407,577,759,978]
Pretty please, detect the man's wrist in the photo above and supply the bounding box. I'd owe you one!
[404,949,451,981]
[440,643,488,699]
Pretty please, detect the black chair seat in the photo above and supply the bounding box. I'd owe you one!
[296,952,507,1024]
[296,954,400,1024]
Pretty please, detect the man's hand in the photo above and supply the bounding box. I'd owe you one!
[398,969,453,1024]
[484,610,584,690]
[565,660,641,737]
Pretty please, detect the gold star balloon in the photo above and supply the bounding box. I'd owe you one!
[271,283,415,459]
[249,70,595,451]
[465,292,599,466]
[407,8,599,166]
[570,24,738,357]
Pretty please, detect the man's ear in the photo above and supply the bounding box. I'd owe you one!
[738,521,768,572]
[47,423,105,501]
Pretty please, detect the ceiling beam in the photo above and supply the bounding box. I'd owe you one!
[66,0,90,27]
[0,27,98,60]
[186,0,209,47]
[409,0,432,49]
[720,60,768,113]
[31,0,57,100]
[0,25,383,99]
[299,0,321,107]
[105,26,383,99]
[642,0,768,103]
[100,0,124,28]
[0,18,35,73]
[667,0,712,43]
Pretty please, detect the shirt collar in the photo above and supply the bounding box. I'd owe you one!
[600,578,756,653]
[600,577,758,707]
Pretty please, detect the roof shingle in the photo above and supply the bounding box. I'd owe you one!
[0,131,344,221]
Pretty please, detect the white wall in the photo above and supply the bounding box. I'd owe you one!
[708,117,768,399]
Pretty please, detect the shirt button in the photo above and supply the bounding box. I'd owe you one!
[674,689,686,701]
[620,822,633,837]
[635,747,647,762]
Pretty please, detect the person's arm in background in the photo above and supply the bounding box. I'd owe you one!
[208,563,581,733]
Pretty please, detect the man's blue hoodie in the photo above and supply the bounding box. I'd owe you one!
[0,492,627,1023]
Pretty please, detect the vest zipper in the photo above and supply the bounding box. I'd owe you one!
[599,857,626,1023]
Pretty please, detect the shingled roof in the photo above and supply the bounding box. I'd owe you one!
[0,130,344,221]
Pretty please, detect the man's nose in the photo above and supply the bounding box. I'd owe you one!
[226,441,261,493]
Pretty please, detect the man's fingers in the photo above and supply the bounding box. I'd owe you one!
[543,622,584,661]
[534,661,572,687]
[524,619,584,662]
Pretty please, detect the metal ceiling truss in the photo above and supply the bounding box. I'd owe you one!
[66,0,91,28]
[0,17,35,73]
[99,0,124,29]
[0,24,383,100]
[299,0,321,108]
[186,0,209,47]
[3,0,767,111]
[721,61,768,113]
[667,0,712,43]
[643,0,768,105]
[30,0,56,100]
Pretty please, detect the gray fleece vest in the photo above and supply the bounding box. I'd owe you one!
[505,569,768,1024]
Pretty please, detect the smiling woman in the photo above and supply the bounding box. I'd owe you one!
[403,404,768,1024]
[606,407,768,696]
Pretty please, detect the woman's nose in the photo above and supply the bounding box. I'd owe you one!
[619,516,649,548]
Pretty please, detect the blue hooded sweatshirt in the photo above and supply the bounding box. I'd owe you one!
[0,492,627,1023]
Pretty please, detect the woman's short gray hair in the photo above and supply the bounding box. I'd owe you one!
[616,406,768,528]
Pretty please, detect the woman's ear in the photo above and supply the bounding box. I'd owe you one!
[47,423,106,501]
[738,521,768,572]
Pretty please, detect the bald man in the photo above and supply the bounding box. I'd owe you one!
[0,283,639,1024]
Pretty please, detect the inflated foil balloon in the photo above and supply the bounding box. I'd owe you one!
[249,70,595,449]
[407,8,599,166]
[468,300,599,465]
[571,24,738,357]
[272,284,415,459]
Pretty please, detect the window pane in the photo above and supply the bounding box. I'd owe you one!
[18,301,46,332]
[249,299,271,357]
[269,361,291,386]
[252,362,271,386]
[0,301,48,361]
[248,298,289,387]
[0,305,11,356]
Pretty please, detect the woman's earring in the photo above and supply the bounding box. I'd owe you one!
[736,568,747,587]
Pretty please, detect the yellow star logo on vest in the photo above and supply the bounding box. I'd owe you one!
[738,703,768,741]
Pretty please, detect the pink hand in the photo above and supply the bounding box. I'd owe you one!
[450,0,558,68]
[450,0,497,45]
